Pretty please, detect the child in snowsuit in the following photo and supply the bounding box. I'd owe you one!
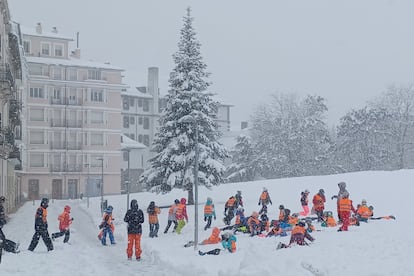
[0,196,19,253]
[28,198,54,252]
[124,199,144,260]
[200,227,221,245]
[99,205,115,245]
[164,199,179,233]
[260,213,270,233]
[175,198,188,234]
[266,220,287,237]
[278,205,292,230]
[331,181,349,221]
[305,218,316,233]
[277,221,314,249]
[223,196,237,225]
[203,197,216,231]
[356,199,373,222]
[235,190,243,209]
[258,187,272,214]
[312,189,326,222]
[221,231,237,253]
[321,211,337,227]
[337,192,356,232]
[299,189,310,216]
[247,211,261,236]
[147,201,161,238]
[51,205,73,243]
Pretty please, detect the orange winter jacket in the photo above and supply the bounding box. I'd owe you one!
[58,207,72,231]
[313,194,325,211]
[201,227,221,245]
[357,205,373,219]
[325,216,337,227]
[288,216,299,226]
[291,225,306,235]
[339,198,356,213]
[148,206,161,224]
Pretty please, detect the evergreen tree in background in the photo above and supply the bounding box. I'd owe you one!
[226,134,256,182]
[140,7,229,204]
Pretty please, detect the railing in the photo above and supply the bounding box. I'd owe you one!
[50,164,82,172]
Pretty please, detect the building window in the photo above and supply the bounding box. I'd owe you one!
[138,134,143,143]
[29,64,48,76]
[54,43,64,57]
[143,135,150,146]
[138,117,143,125]
[30,108,45,121]
[29,87,44,98]
[143,99,149,112]
[88,70,101,80]
[129,133,135,140]
[30,131,44,144]
[129,98,134,107]
[123,98,129,110]
[143,117,149,129]
[53,87,61,99]
[130,116,135,125]
[91,133,104,146]
[123,151,128,161]
[90,89,103,102]
[41,42,50,55]
[23,40,31,54]
[68,68,77,81]
[30,153,45,167]
[52,67,62,80]
[123,116,129,128]
[91,111,104,124]
[138,98,143,107]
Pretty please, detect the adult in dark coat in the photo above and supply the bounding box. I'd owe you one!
[124,199,144,260]
[0,196,20,254]
[28,198,53,252]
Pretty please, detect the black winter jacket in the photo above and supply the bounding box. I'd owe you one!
[124,208,144,234]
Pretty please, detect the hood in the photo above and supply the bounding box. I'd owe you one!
[180,198,186,204]
[338,182,346,189]
[206,198,212,205]
[212,227,220,237]
[64,205,71,212]
[130,199,138,210]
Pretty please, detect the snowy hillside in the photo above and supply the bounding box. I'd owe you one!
[1,170,413,276]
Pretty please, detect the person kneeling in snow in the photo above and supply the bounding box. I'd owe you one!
[199,231,236,256]
[200,227,221,245]
[277,221,314,249]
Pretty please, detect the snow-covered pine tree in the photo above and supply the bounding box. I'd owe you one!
[226,134,256,182]
[140,7,229,204]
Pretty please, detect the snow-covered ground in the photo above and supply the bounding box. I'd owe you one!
[1,170,413,276]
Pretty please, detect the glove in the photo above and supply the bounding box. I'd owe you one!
[258,202,260,206]
[223,211,227,216]
[71,218,74,221]
[214,216,216,220]
[270,201,273,205]
[204,217,207,222]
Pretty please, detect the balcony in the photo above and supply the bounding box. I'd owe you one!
[0,64,15,89]
[50,164,82,173]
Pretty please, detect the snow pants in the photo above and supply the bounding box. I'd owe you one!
[126,233,142,259]
[176,219,186,234]
[149,223,159,237]
[101,227,115,245]
[300,205,310,216]
[28,229,53,251]
[164,219,177,233]
[339,211,350,231]
[51,229,70,243]
[0,230,19,253]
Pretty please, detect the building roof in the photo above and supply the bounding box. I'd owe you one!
[26,56,124,71]
[121,134,146,150]
[121,87,153,99]
[21,25,73,41]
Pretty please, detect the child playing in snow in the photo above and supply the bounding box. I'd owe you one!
[199,227,221,245]
[51,205,73,243]
[147,201,161,238]
[203,197,216,231]
[99,205,115,245]
[277,221,314,249]
[258,187,272,214]
[175,198,188,234]
[321,211,337,227]
[299,189,310,216]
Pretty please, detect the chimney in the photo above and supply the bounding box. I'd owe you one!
[241,121,248,130]
[36,22,42,34]
[51,27,58,33]
[70,48,81,59]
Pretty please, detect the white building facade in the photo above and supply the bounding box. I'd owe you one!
[19,23,125,200]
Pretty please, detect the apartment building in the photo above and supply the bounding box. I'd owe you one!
[121,67,232,191]
[0,0,24,212]
[19,23,125,200]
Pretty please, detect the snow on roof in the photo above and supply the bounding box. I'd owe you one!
[26,56,124,71]
[121,87,153,99]
[121,134,146,150]
[20,25,73,41]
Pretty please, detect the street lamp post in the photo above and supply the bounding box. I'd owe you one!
[126,149,130,210]
[193,124,199,250]
[97,157,104,214]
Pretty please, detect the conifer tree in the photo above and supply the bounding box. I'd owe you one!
[141,7,229,204]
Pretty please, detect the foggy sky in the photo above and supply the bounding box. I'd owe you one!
[9,0,414,129]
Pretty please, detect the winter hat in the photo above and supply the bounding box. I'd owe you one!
[0,196,5,203]
[64,205,71,212]
[263,187,267,192]
[41,198,49,208]
[361,199,367,205]
[304,189,310,194]
[174,199,180,204]
[180,198,187,204]
[279,205,284,210]
[298,221,306,227]
[131,199,138,209]
[338,182,346,189]
[319,189,325,194]
[106,205,113,213]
